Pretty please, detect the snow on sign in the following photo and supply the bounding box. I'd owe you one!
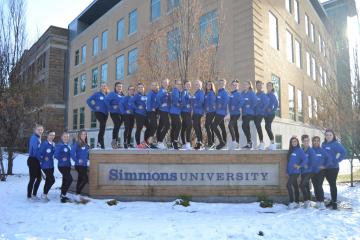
[98,163,280,186]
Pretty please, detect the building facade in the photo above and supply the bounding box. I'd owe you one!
[66,0,343,149]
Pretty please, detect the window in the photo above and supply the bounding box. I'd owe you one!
[294,39,301,68]
[297,89,303,122]
[318,34,322,53]
[324,71,327,85]
[151,0,161,21]
[75,50,79,66]
[74,77,78,96]
[128,48,138,75]
[101,63,108,83]
[92,68,98,88]
[305,14,309,36]
[286,30,293,63]
[79,107,85,129]
[129,9,137,35]
[306,52,311,76]
[91,111,97,128]
[323,41,326,57]
[310,23,315,42]
[168,0,180,12]
[275,135,283,149]
[93,37,99,56]
[271,74,281,117]
[167,28,180,60]
[116,55,125,80]
[294,0,299,23]
[319,66,323,86]
[269,12,279,50]
[102,30,108,50]
[200,10,219,46]
[81,45,86,64]
[73,109,78,130]
[313,98,318,119]
[80,74,86,93]
[285,0,291,13]
[288,84,295,120]
[117,18,125,41]
[90,138,95,149]
[308,96,313,119]
[311,56,316,80]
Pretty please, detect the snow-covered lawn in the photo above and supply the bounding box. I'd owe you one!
[1,154,360,240]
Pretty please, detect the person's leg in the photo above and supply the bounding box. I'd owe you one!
[173,115,181,143]
[193,114,202,143]
[181,112,187,144]
[325,168,339,203]
[158,111,170,142]
[300,173,311,201]
[43,168,55,195]
[205,113,215,145]
[27,157,36,198]
[110,113,121,142]
[129,115,135,145]
[32,159,42,197]
[211,115,224,143]
[77,167,89,194]
[254,115,264,142]
[228,116,236,142]
[317,170,326,202]
[95,112,108,148]
[143,116,151,143]
[287,176,294,203]
[185,113,192,143]
[148,112,157,139]
[75,166,82,195]
[264,114,275,142]
[135,114,146,145]
[242,115,251,144]
[59,167,73,196]
[292,174,300,203]
[219,119,227,143]
[233,115,240,143]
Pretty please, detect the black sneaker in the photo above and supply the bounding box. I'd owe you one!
[60,196,71,203]
[149,143,158,149]
[207,143,215,149]
[124,143,128,149]
[172,141,179,150]
[326,201,333,208]
[194,142,203,150]
[216,141,226,150]
[242,142,252,149]
[332,202,338,210]
[97,142,105,149]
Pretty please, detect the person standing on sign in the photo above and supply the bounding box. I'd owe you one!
[300,134,316,208]
[192,80,205,150]
[264,82,279,150]
[204,81,216,149]
[169,79,182,150]
[254,80,270,150]
[146,81,160,148]
[227,79,243,150]
[180,81,193,150]
[156,79,171,150]
[240,80,257,150]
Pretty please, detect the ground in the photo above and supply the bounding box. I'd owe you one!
[0,154,360,240]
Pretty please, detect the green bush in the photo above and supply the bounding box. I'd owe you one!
[257,193,273,208]
[174,194,192,207]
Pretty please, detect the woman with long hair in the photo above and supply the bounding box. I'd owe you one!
[180,80,192,150]
[241,80,257,149]
[204,81,216,149]
[264,82,279,150]
[300,134,316,208]
[123,86,136,148]
[146,81,160,148]
[228,79,242,150]
[169,79,182,150]
[192,80,205,150]
[254,80,269,150]
[156,79,171,149]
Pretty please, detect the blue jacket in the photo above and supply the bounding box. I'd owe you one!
[146,90,158,112]
[302,147,316,174]
[312,147,331,173]
[181,90,192,113]
[123,95,134,115]
[322,140,347,169]
[170,87,181,115]
[192,90,205,115]
[204,90,216,113]
[86,91,108,115]
[37,140,55,170]
[241,90,257,116]
[54,142,72,168]
[216,88,229,116]
[265,91,279,116]
[71,143,89,167]
[104,91,125,114]
[255,91,270,116]
[130,92,147,116]
[156,87,171,112]
[228,90,243,116]
[287,147,308,175]
[28,133,41,158]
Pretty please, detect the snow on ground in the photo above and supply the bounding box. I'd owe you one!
[1,154,360,240]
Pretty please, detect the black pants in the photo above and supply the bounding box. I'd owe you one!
[211,114,226,144]
[264,114,275,141]
[42,168,55,195]
[95,112,108,147]
[192,114,203,142]
[135,113,150,145]
[58,167,73,196]
[147,111,158,138]
[75,166,88,195]
[300,173,312,201]
[325,168,339,203]
[205,112,216,145]
[254,115,264,142]
[311,170,325,202]
[157,111,170,142]
[170,114,181,143]
[110,113,124,141]
[242,115,254,144]
[181,112,192,144]
[228,115,240,143]
[287,174,300,203]
[124,114,135,145]
[27,157,42,198]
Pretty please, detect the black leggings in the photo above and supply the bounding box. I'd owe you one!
[264,114,275,141]
[43,168,55,195]
[181,112,192,144]
[205,112,216,145]
[110,113,124,141]
[192,114,203,142]
[300,173,312,201]
[135,113,150,145]
[254,115,264,142]
[58,167,73,196]
[147,111,158,138]
[27,157,42,198]
[95,112,108,147]
[287,174,300,203]
[211,114,226,144]
[75,166,88,195]
[325,168,339,203]
[124,114,135,145]
[311,170,325,202]
[157,111,170,142]
[228,115,240,143]
[242,115,254,143]
[170,114,181,143]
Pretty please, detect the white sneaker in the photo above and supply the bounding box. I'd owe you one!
[31,195,40,201]
[228,141,237,150]
[73,194,81,202]
[319,202,326,210]
[257,142,265,150]
[268,143,277,150]
[304,200,311,208]
[288,202,299,209]
[41,194,49,202]
[185,142,192,150]
[157,142,167,150]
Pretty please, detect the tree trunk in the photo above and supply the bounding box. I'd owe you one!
[7,147,14,175]
[0,147,6,181]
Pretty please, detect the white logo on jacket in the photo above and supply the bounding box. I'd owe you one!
[46,148,51,153]
[99,96,104,100]
[64,148,68,153]
[291,153,297,156]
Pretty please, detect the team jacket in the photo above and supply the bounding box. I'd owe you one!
[301,147,316,174]
[130,92,147,116]
[37,140,55,170]
[146,90,158,112]
[228,90,243,116]
[123,95,134,115]
[241,90,257,116]
[312,147,331,173]
[28,133,41,158]
[192,89,205,115]
[216,88,229,116]
[255,91,270,116]
[70,143,89,167]
[156,87,171,112]
[321,140,347,169]
[170,87,181,115]
[104,91,125,114]
[287,146,308,175]
[86,91,108,115]
[265,91,279,116]
[181,90,192,113]
[54,142,71,168]
[204,90,216,113]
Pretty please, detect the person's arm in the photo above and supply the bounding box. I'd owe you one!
[273,94,279,113]
[262,94,270,113]
[104,92,113,110]
[172,89,180,107]
[335,142,347,162]
[70,143,78,163]
[86,92,96,111]
[36,143,45,163]
[250,92,257,109]
[54,144,61,161]
[321,148,331,169]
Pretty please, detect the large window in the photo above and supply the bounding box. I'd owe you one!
[294,0,299,24]
[129,9,137,35]
[286,30,293,63]
[167,28,180,61]
[91,111,97,128]
[79,107,85,129]
[285,0,291,13]
[151,0,161,21]
[102,30,108,50]
[306,52,311,76]
[275,135,283,149]
[271,74,281,117]
[116,55,125,80]
[199,10,218,46]
[313,98,318,119]
[294,39,301,68]
[319,66,323,86]
[288,84,295,120]
[318,34,322,53]
[101,63,108,83]
[80,74,86,93]
[269,12,279,50]
[324,71,327,85]
[75,50,79,66]
[305,14,309,36]
[73,109,78,130]
[74,77,78,96]
[311,56,316,80]
[297,89,303,122]
[117,18,125,41]
[93,37,99,56]
[308,96,313,119]
[168,0,180,12]
[310,22,315,42]
[128,48,138,75]
[81,45,86,64]
[92,68,98,89]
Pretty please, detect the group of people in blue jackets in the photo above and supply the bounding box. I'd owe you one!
[86,78,279,150]
[27,124,89,203]
[286,129,347,210]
